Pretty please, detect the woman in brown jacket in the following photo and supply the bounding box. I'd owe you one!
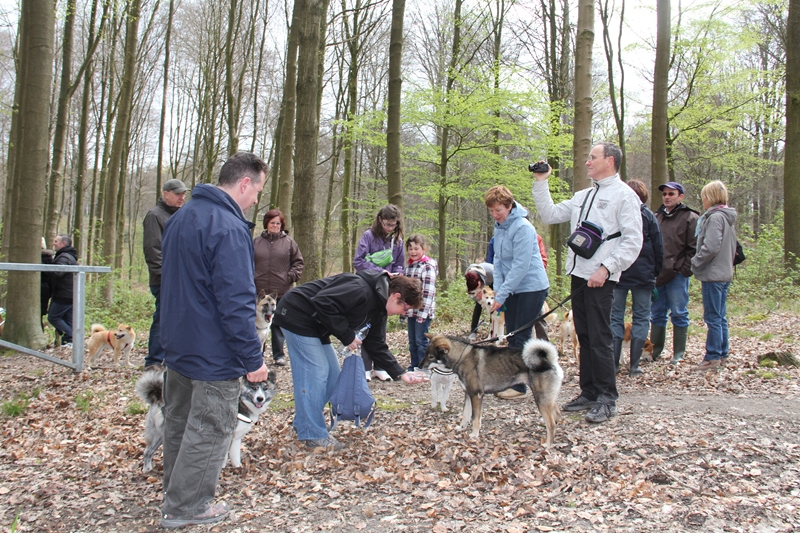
[254,209,304,365]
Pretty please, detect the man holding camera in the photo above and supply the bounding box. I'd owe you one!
[531,142,642,423]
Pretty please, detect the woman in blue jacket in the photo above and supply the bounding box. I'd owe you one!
[611,180,663,376]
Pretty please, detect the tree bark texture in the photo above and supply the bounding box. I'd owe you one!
[651,0,670,208]
[386,0,405,209]
[155,0,175,199]
[278,0,301,232]
[4,0,55,348]
[785,0,800,268]
[292,0,324,282]
[572,0,594,190]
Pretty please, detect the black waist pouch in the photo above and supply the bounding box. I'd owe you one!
[567,220,605,259]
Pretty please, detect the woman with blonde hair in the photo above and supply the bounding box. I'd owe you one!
[691,180,737,371]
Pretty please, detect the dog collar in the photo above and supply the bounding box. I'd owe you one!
[237,413,252,424]
[431,367,454,376]
[107,331,112,344]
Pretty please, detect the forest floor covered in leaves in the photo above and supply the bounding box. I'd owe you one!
[1,312,800,533]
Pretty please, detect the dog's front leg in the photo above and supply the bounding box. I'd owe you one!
[430,380,439,409]
[458,395,472,431]
[228,438,243,468]
[468,394,483,439]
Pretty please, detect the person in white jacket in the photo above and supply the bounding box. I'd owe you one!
[531,142,642,424]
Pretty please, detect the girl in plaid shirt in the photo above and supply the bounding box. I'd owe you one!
[405,234,438,371]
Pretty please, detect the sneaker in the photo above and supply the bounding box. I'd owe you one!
[495,388,529,400]
[629,366,643,376]
[273,356,287,367]
[585,403,617,423]
[372,369,392,381]
[562,395,596,412]
[693,359,721,372]
[62,343,73,349]
[303,436,346,451]
[365,370,372,382]
[161,502,230,529]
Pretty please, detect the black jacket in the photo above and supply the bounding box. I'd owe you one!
[618,204,663,290]
[51,246,78,304]
[274,270,405,379]
[143,198,180,286]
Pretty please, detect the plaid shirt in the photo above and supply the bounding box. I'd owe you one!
[405,255,437,321]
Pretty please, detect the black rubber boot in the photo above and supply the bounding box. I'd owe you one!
[613,338,623,374]
[629,338,645,376]
[670,326,689,364]
[650,325,666,361]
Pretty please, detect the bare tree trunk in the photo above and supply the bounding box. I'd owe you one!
[101,0,142,303]
[386,0,405,209]
[155,0,175,198]
[573,0,594,190]
[651,0,670,208]
[278,0,301,231]
[599,0,626,181]
[3,0,54,348]
[785,0,800,269]
[293,0,325,282]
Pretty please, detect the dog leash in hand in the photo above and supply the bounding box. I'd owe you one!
[472,280,587,346]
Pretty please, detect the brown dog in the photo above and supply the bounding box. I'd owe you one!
[559,310,578,364]
[86,323,136,368]
[622,322,654,362]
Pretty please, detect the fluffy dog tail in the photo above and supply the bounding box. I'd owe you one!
[522,338,560,369]
[135,370,164,406]
[90,324,105,334]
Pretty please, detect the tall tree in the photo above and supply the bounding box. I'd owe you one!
[277,0,302,230]
[386,0,405,209]
[651,0,670,206]
[786,0,800,268]
[293,0,326,282]
[573,0,594,189]
[155,0,176,198]
[101,0,142,303]
[598,0,626,180]
[3,0,55,348]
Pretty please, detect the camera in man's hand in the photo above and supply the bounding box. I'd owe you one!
[528,161,549,174]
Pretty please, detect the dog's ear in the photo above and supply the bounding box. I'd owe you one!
[425,332,433,339]
[269,290,278,299]
[258,289,267,299]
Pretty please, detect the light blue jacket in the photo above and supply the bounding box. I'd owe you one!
[492,202,549,305]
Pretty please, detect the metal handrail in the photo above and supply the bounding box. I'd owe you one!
[0,262,112,372]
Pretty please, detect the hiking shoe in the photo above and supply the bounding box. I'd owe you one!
[303,436,346,451]
[629,366,643,376]
[693,359,721,372]
[62,343,73,349]
[495,388,529,400]
[372,369,392,382]
[562,395,596,412]
[273,356,287,367]
[585,403,617,423]
[161,501,230,529]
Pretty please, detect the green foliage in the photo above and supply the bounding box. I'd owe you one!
[434,283,474,334]
[1,396,29,417]
[374,395,410,411]
[126,401,148,415]
[269,392,295,411]
[75,390,97,413]
[84,277,154,334]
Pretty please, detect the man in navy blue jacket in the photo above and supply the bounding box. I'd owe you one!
[158,152,269,529]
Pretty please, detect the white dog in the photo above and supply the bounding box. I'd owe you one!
[429,362,463,412]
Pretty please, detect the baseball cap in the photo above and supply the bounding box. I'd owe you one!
[657,181,685,195]
[163,179,189,193]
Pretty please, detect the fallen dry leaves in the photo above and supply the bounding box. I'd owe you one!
[0,312,799,532]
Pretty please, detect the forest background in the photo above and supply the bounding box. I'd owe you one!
[0,0,797,347]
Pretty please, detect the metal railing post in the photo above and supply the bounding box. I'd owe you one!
[72,271,86,372]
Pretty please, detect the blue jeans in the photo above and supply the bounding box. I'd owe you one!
[650,274,691,328]
[145,285,164,367]
[47,301,73,343]
[162,368,239,518]
[701,281,730,361]
[407,317,431,371]
[282,328,340,440]
[611,288,652,342]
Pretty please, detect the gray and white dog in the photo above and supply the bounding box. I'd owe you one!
[422,334,563,447]
[135,367,277,472]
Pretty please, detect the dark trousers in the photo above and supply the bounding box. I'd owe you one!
[506,289,548,393]
[47,301,73,343]
[361,320,387,372]
[269,297,286,360]
[145,285,164,367]
[572,275,618,405]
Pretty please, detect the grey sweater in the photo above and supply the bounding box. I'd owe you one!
[691,205,737,282]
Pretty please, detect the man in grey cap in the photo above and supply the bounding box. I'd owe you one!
[143,179,188,368]
[650,181,699,364]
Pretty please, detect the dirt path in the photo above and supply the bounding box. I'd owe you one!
[1,313,799,532]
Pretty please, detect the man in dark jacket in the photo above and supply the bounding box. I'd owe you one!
[142,178,188,368]
[650,182,699,364]
[273,271,425,450]
[611,180,663,376]
[158,153,269,529]
[48,235,78,346]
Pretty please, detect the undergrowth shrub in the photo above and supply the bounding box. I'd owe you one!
[85,277,154,334]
